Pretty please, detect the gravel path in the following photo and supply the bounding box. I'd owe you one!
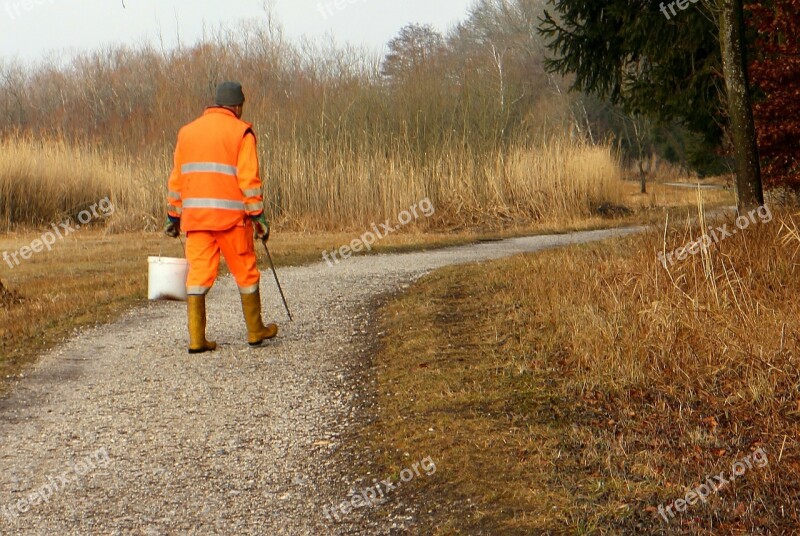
[662,182,727,190]
[0,226,642,535]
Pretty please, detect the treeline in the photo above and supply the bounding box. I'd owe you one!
[0,1,630,230]
[0,0,794,186]
[0,1,577,154]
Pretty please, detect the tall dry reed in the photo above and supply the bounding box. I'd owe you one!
[0,134,624,231]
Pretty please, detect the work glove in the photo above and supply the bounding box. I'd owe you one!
[164,216,181,238]
[251,213,270,242]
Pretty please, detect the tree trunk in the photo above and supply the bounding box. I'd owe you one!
[639,161,647,194]
[719,0,765,210]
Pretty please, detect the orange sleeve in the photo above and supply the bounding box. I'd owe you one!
[167,141,183,219]
[238,132,264,217]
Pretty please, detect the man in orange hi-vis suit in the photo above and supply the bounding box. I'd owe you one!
[164,81,278,354]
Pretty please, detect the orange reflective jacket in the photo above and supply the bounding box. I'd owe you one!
[167,107,265,232]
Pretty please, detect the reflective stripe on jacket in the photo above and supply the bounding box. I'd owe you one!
[167,107,265,231]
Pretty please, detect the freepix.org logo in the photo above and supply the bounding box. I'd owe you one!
[1,447,112,524]
[321,198,435,267]
[2,197,115,269]
[659,0,706,20]
[4,0,56,21]
[316,0,371,20]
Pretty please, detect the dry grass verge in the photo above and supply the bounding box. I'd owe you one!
[367,206,798,534]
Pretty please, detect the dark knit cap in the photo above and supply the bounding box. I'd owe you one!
[215,81,245,106]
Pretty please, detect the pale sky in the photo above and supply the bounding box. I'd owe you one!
[0,0,475,64]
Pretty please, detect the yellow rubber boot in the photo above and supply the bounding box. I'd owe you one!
[241,290,278,347]
[187,295,217,354]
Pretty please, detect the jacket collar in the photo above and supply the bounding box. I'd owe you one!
[204,106,239,119]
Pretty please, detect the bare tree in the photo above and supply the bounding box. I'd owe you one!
[630,114,653,194]
[614,109,654,194]
[381,24,445,83]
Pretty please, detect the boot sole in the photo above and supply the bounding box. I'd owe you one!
[248,338,277,348]
[188,345,217,355]
[248,333,278,347]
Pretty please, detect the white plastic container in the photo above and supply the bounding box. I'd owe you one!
[148,257,189,301]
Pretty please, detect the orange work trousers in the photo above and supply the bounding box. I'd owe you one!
[185,223,260,296]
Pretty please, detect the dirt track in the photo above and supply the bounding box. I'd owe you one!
[0,226,642,535]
